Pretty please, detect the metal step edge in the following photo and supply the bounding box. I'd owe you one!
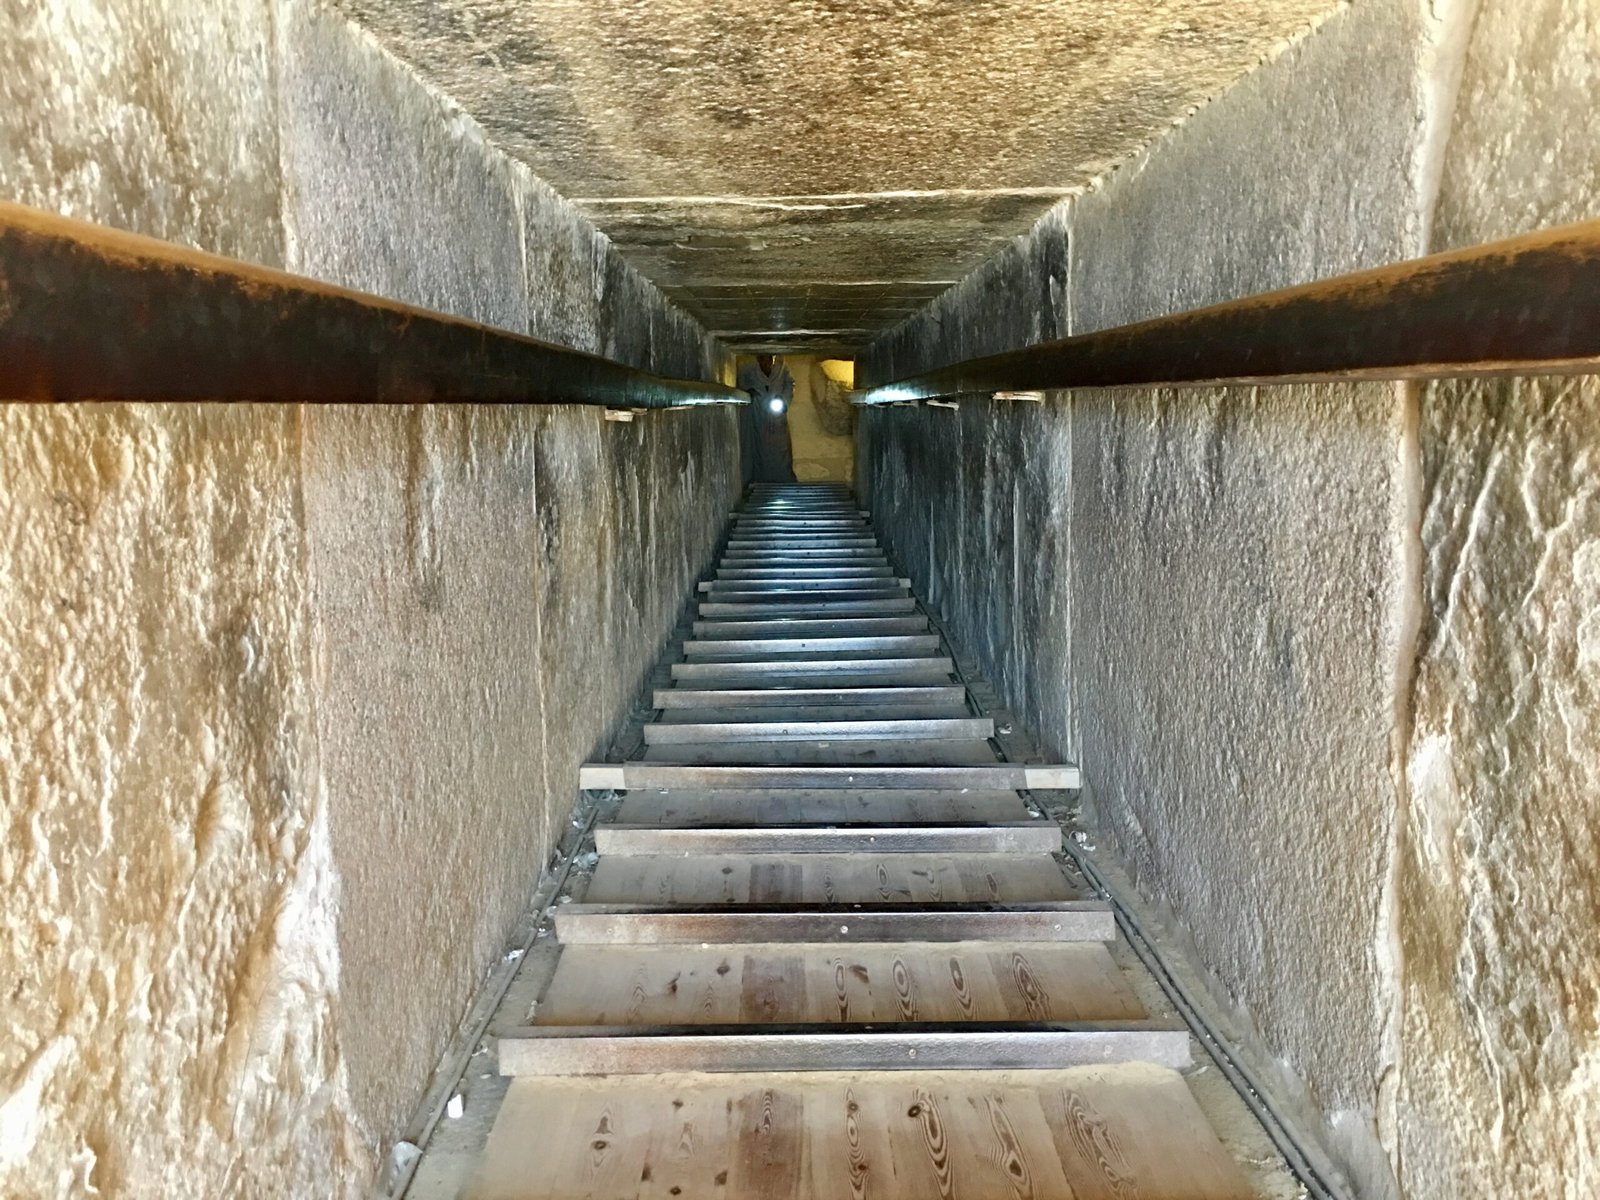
[700,592,912,605]
[552,901,1113,945]
[579,762,1080,790]
[723,542,880,550]
[700,578,911,592]
[714,569,896,580]
[642,716,991,743]
[497,1021,1191,1075]
[723,553,896,563]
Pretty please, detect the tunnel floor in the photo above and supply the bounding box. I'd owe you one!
[405,483,1297,1199]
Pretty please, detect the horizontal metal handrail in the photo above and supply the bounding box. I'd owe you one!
[0,200,746,408]
[859,218,1600,401]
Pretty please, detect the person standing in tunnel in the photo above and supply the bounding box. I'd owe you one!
[736,354,797,483]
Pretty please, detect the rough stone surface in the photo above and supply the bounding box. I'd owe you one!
[782,357,856,483]
[279,0,530,332]
[1055,8,1436,1191]
[1396,3,1600,1195]
[331,0,1343,349]
[1068,380,1408,1199]
[301,405,551,1148]
[860,206,1071,385]
[860,2,1600,1195]
[1401,374,1600,1199]
[1,2,739,1194]
[0,0,284,266]
[1429,0,1599,249]
[0,401,738,1199]
[579,193,1055,355]
[862,0,1435,386]
[1065,0,1440,333]
[861,398,1076,759]
[0,404,367,1197]
[301,403,738,1150]
[279,0,726,384]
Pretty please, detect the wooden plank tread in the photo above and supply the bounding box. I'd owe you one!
[592,823,1060,856]
[525,942,1143,1028]
[469,1067,1256,1199]
[642,716,991,742]
[653,685,964,708]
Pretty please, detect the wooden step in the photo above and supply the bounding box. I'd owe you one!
[640,739,1002,767]
[715,566,896,580]
[581,853,1077,905]
[653,685,963,708]
[725,538,880,549]
[691,615,930,637]
[656,700,970,721]
[669,670,960,690]
[698,597,917,617]
[670,656,955,681]
[524,942,1142,1026]
[668,659,953,684]
[654,704,972,725]
[593,822,1058,855]
[702,586,912,603]
[468,1068,1254,1199]
[720,548,889,561]
[613,788,1035,826]
[682,635,941,658]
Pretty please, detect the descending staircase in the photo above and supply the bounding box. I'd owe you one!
[461,483,1256,1199]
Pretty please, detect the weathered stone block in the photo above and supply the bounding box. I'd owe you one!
[0,404,365,1197]
[0,0,283,264]
[279,0,529,332]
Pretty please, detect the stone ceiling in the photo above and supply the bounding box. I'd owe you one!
[338,0,1343,356]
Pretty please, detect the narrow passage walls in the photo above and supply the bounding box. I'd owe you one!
[0,2,738,1194]
[858,2,1600,1196]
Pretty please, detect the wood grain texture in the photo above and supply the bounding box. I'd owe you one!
[470,484,1250,1198]
[613,788,1034,826]
[530,944,1143,1026]
[641,738,1001,766]
[583,854,1076,905]
[470,1066,1254,1199]
[653,702,973,723]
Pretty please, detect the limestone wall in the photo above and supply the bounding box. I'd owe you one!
[0,3,738,1195]
[859,2,1600,1196]
[783,357,858,483]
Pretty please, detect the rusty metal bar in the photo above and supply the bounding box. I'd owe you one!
[859,218,1600,399]
[0,201,747,408]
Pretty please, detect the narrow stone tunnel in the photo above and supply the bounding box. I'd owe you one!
[2,2,1597,1198]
